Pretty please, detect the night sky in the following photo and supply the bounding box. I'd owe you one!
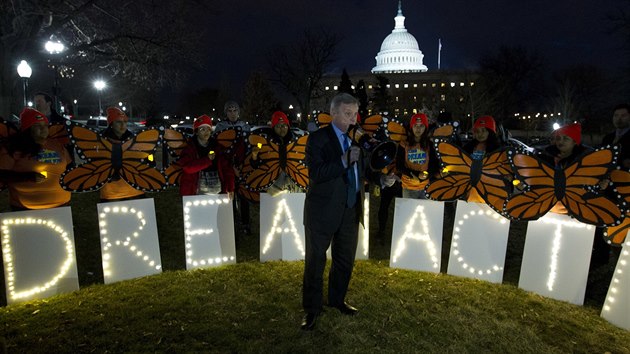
[177,0,624,107]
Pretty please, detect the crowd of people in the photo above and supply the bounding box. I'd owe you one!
[1,92,629,331]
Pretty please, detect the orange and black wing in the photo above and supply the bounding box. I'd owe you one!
[384,117,407,143]
[315,113,332,129]
[360,114,384,137]
[476,150,512,214]
[244,134,281,191]
[604,217,630,247]
[119,128,167,191]
[214,126,243,153]
[65,122,112,161]
[504,150,558,220]
[48,122,69,146]
[0,118,18,142]
[163,128,188,158]
[610,169,630,205]
[561,148,623,226]
[431,124,455,140]
[425,142,473,201]
[284,134,309,190]
[238,183,260,203]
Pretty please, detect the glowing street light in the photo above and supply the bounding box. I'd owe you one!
[17,60,32,107]
[44,40,65,110]
[94,80,107,116]
[552,122,560,130]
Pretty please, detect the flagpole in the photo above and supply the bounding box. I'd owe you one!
[438,38,442,70]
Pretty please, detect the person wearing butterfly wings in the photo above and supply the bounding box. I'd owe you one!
[249,111,304,196]
[396,113,438,199]
[177,115,220,196]
[99,107,146,202]
[0,108,71,210]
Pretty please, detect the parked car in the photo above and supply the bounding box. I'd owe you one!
[85,116,108,130]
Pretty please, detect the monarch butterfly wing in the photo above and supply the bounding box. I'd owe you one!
[610,169,630,205]
[284,135,309,190]
[165,162,183,186]
[604,217,630,247]
[238,183,260,203]
[245,138,281,191]
[60,161,114,192]
[48,122,70,146]
[431,123,456,141]
[163,128,188,158]
[425,174,472,201]
[315,113,332,128]
[562,148,623,226]
[384,118,407,143]
[125,128,162,156]
[360,115,383,137]
[425,142,473,200]
[504,150,557,220]
[214,127,242,153]
[476,150,512,213]
[119,160,168,191]
[66,123,113,161]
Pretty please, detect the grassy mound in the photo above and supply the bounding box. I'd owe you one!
[1,260,629,353]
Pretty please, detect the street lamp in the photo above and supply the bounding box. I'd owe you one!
[45,39,65,109]
[17,60,32,107]
[94,80,106,116]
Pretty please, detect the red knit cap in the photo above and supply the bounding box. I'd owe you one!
[271,111,290,127]
[20,107,48,131]
[106,107,129,125]
[554,123,581,145]
[410,113,428,128]
[193,115,213,130]
[473,115,496,133]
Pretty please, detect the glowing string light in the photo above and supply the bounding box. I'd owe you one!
[392,205,438,268]
[451,208,507,276]
[360,194,370,257]
[261,198,304,256]
[99,205,162,278]
[539,215,593,292]
[183,198,234,267]
[1,218,75,300]
[602,239,630,313]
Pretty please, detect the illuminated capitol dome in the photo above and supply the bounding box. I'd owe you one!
[372,1,428,74]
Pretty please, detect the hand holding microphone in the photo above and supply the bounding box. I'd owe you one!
[345,146,361,165]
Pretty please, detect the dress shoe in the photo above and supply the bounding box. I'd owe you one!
[301,312,318,331]
[329,302,358,316]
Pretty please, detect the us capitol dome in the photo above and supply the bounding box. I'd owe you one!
[372,1,428,74]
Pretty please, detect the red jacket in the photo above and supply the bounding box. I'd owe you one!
[178,139,234,195]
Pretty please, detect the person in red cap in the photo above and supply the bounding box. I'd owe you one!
[396,113,438,199]
[0,107,71,210]
[178,114,219,196]
[99,107,145,201]
[543,122,585,164]
[462,115,502,159]
[249,111,301,196]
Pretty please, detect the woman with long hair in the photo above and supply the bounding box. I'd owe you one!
[396,113,438,199]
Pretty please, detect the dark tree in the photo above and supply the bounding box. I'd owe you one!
[1,0,208,118]
[242,71,278,125]
[338,69,354,95]
[372,75,392,114]
[355,80,369,119]
[267,28,340,121]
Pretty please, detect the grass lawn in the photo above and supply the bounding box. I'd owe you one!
[0,188,628,352]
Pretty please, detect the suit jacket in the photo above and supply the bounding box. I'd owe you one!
[304,124,368,234]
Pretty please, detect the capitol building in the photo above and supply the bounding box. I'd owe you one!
[314,1,476,123]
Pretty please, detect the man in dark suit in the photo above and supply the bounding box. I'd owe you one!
[301,93,367,331]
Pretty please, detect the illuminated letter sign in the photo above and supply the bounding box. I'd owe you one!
[97,199,162,283]
[182,195,236,270]
[601,239,630,330]
[390,198,444,272]
[518,213,594,305]
[447,202,510,283]
[259,193,306,262]
[1,207,79,304]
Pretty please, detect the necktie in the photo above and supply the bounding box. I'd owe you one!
[343,135,357,208]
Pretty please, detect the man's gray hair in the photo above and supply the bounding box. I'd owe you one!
[224,101,240,114]
[330,93,358,112]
